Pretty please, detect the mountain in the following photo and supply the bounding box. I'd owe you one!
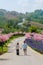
[0,9,43,33]
[25,9,43,24]
[0,9,7,16]
[0,9,24,20]
[0,9,43,22]
[0,9,43,28]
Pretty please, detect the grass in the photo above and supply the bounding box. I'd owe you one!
[0,46,8,55]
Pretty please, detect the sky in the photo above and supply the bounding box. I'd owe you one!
[0,0,43,13]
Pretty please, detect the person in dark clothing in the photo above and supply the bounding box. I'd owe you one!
[16,43,19,55]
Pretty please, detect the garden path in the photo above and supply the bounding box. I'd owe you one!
[0,36,43,65]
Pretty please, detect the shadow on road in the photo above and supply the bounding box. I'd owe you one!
[17,54,31,56]
[0,58,10,61]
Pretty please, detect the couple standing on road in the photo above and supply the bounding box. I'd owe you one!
[16,41,27,55]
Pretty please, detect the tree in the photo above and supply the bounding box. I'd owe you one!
[29,26,40,33]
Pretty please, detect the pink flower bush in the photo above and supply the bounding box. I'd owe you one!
[0,34,9,42]
[25,33,43,41]
[0,33,14,42]
[33,33,43,41]
[25,33,31,39]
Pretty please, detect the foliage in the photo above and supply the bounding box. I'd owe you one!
[29,26,41,33]
[0,9,43,33]
[25,9,43,24]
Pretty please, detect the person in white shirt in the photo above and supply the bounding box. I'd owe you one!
[16,43,19,55]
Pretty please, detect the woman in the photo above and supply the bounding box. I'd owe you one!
[16,43,19,55]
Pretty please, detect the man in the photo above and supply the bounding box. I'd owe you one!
[22,41,27,55]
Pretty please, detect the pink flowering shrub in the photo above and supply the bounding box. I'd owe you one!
[0,33,14,42]
[0,32,25,42]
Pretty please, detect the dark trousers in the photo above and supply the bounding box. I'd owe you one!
[16,49,19,55]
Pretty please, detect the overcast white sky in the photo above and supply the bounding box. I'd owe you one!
[0,0,43,13]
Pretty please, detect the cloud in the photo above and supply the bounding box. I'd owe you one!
[16,0,43,12]
[0,0,43,13]
[25,0,43,12]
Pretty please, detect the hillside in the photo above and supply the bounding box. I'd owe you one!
[25,9,43,24]
[0,9,43,33]
[0,9,43,23]
[30,21,43,28]
[0,9,24,19]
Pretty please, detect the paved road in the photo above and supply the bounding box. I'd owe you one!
[0,36,43,65]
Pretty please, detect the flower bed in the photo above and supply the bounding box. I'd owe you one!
[25,33,43,54]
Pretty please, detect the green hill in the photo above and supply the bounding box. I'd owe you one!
[25,9,43,24]
[0,9,43,33]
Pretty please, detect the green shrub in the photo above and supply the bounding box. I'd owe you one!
[29,26,41,33]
